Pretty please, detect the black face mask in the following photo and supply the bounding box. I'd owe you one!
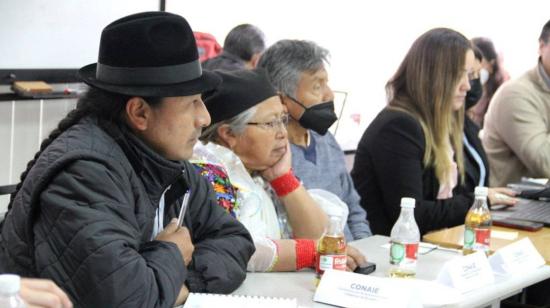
[288,97,337,135]
[465,78,483,110]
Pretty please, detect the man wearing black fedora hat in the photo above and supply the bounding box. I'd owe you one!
[0,11,254,307]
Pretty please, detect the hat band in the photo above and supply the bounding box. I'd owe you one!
[96,60,202,85]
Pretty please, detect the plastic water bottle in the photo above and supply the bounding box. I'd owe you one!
[463,186,492,255]
[389,197,420,278]
[0,274,26,307]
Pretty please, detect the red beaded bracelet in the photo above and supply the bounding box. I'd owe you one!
[270,169,300,197]
[295,239,316,270]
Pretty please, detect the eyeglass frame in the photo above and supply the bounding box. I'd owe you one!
[246,113,289,131]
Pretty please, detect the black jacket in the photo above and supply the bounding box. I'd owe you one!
[0,117,254,307]
[202,52,246,72]
[351,109,474,236]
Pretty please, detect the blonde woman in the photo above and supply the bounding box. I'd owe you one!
[351,28,514,236]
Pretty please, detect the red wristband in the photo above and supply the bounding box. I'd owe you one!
[295,239,316,270]
[270,169,300,197]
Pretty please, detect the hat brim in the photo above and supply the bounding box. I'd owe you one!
[78,63,221,97]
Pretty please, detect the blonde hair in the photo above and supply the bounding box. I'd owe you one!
[386,28,472,184]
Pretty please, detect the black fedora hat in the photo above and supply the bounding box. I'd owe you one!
[78,11,220,97]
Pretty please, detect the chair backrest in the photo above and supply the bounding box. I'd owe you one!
[343,150,355,172]
[0,185,16,196]
[328,90,348,137]
[0,185,16,223]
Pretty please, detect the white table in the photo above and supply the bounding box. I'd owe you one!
[232,235,550,307]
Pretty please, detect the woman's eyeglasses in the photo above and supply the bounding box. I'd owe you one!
[246,114,289,131]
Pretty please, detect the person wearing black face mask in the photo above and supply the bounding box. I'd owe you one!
[461,46,490,194]
[460,46,516,204]
[465,77,483,110]
[258,40,373,242]
[286,96,338,135]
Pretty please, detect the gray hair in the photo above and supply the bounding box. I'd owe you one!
[257,40,330,97]
[200,106,258,143]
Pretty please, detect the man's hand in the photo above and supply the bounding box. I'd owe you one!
[174,285,190,306]
[156,218,195,266]
[20,278,73,308]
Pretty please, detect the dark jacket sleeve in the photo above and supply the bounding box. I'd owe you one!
[35,159,186,308]
[181,162,254,293]
[370,113,472,235]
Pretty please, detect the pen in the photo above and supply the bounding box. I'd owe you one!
[176,190,191,228]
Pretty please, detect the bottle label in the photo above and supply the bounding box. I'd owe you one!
[464,227,491,251]
[390,242,418,266]
[317,254,347,273]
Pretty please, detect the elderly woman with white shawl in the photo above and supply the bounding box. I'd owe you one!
[192,68,367,272]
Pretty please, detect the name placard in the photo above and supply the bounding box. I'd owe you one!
[313,270,417,308]
[488,238,545,275]
[436,251,494,293]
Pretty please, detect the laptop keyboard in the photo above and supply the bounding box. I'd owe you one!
[508,199,550,225]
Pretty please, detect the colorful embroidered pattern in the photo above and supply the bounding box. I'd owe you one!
[193,162,239,217]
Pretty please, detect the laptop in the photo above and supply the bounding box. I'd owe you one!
[492,198,550,226]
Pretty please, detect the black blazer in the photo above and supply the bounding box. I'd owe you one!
[351,108,473,236]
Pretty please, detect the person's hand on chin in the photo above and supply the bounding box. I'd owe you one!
[261,142,292,182]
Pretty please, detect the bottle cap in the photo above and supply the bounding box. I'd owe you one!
[327,215,344,234]
[474,186,489,197]
[0,274,20,294]
[328,214,343,224]
[400,197,416,208]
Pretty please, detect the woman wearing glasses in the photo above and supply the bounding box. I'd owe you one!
[193,68,366,272]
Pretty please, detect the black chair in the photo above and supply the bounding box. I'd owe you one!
[0,185,15,224]
[0,185,16,196]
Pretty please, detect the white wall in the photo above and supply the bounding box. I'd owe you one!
[0,0,159,69]
[2,1,548,150]
[167,0,550,150]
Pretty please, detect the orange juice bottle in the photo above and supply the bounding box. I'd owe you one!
[316,215,346,284]
[463,186,492,255]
